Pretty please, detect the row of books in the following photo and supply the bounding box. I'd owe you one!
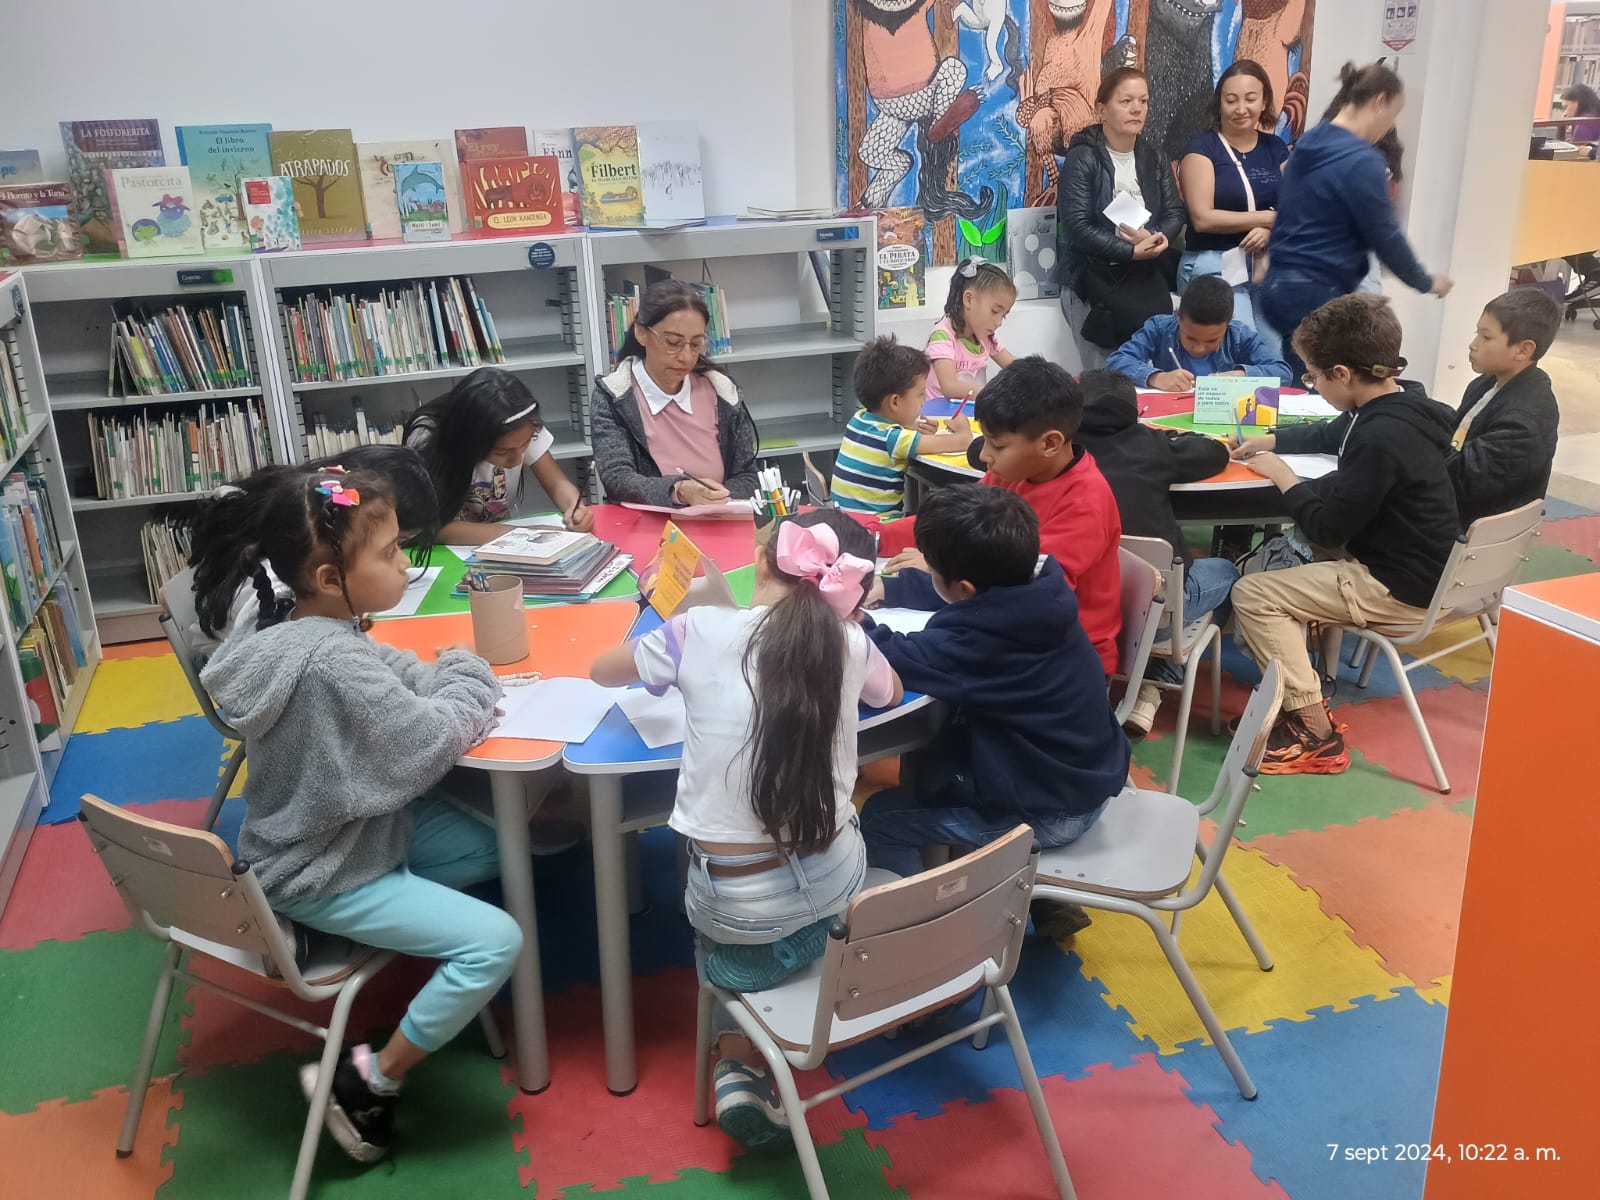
[305,408,404,459]
[0,337,35,461]
[109,302,256,396]
[139,514,192,606]
[282,276,505,383]
[86,399,272,501]
[1,119,705,263]
[0,468,66,634]
[461,526,632,599]
[18,582,89,750]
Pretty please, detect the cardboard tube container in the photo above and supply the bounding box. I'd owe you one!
[468,575,529,664]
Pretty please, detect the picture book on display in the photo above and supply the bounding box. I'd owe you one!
[60,119,165,253]
[575,122,704,229]
[532,129,580,226]
[268,129,365,242]
[239,177,300,253]
[358,140,464,239]
[176,124,273,251]
[460,155,566,234]
[0,151,43,186]
[395,161,450,243]
[0,182,83,263]
[1008,206,1060,301]
[875,208,925,309]
[471,526,591,566]
[105,166,205,258]
[454,127,528,163]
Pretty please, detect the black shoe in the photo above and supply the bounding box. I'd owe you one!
[299,1048,397,1164]
[1031,898,1092,940]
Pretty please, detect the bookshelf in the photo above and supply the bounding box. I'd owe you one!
[258,234,597,499]
[21,254,290,643]
[0,273,102,913]
[583,216,875,476]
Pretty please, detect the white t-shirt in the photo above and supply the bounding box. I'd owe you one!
[1109,147,1141,200]
[633,606,897,844]
[406,419,556,522]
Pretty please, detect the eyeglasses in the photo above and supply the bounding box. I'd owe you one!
[1301,369,1331,389]
[648,326,709,355]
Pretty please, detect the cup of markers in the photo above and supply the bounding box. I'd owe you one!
[755,465,800,521]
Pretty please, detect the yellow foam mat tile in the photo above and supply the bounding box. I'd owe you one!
[74,655,200,734]
[1403,619,1494,685]
[1416,976,1451,1006]
[1071,845,1414,1053]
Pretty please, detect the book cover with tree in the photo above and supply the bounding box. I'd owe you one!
[268,129,365,242]
[177,124,272,251]
[59,120,164,253]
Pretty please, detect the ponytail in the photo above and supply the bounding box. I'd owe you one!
[1331,61,1403,112]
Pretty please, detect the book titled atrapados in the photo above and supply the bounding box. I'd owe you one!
[176,124,273,250]
[268,129,365,242]
[105,166,205,258]
[60,120,165,253]
[359,140,464,240]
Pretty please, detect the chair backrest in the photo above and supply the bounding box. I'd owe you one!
[77,793,297,979]
[160,568,237,740]
[1120,533,1186,639]
[1185,663,1283,900]
[1112,547,1165,718]
[1402,499,1544,641]
[806,826,1037,1042]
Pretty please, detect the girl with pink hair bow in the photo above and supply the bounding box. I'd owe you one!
[591,510,902,1152]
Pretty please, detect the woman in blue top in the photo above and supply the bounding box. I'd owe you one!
[1177,60,1289,339]
[1260,62,1452,371]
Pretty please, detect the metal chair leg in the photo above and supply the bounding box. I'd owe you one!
[692,987,716,1128]
[289,969,375,1200]
[1212,869,1273,970]
[201,744,245,832]
[117,943,183,1156]
[1378,638,1450,792]
[1208,632,1222,736]
[971,987,997,1050]
[1144,910,1257,1099]
[762,1051,830,1200]
[993,985,1077,1200]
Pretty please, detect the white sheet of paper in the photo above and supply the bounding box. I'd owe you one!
[872,608,934,635]
[375,567,443,617]
[615,687,687,749]
[621,500,756,520]
[1102,190,1152,231]
[493,676,626,743]
[1279,394,1339,419]
[1219,246,1250,287]
[1277,453,1339,480]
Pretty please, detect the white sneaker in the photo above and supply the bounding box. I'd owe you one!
[1123,683,1162,739]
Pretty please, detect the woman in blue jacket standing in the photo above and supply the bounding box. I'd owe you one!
[1260,62,1452,370]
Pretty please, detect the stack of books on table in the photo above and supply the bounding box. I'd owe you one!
[461,526,632,599]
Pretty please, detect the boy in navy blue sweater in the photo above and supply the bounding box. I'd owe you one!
[861,485,1129,907]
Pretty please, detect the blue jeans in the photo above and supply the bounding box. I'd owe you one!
[275,796,521,1053]
[1259,274,1344,379]
[861,790,1111,880]
[1147,555,1240,685]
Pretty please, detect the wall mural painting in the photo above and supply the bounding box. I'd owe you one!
[835,0,1316,268]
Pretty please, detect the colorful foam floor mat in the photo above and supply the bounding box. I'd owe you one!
[4,508,1596,1199]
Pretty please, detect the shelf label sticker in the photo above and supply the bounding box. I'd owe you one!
[527,242,556,270]
[176,269,234,287]
[816,227,859,243]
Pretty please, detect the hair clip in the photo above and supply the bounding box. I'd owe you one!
[502,402,538,425]
[959,256,983,278]
[316,478,361,507]
[322,464,347,474]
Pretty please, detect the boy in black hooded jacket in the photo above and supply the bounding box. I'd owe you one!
[1230,295,1458,775]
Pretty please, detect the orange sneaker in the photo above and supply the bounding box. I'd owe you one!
[1259,718,1350,775]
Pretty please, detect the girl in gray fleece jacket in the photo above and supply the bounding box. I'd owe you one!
[194,464,513,1167]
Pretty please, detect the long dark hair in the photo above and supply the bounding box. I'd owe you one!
[942,258,1016,336]
[306,443,438,557]
[742,510,876,856]
[190,465,395,636]
[1209,58,1278,131]
[1330,61,1404,111]
[403,367,541,526]
[614,279,717,373]
[1564,84,1600,118]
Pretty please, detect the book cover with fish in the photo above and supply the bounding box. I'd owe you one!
[60,120,165,253]
[574,125,643,228]
[531,128,580,226]
[0,151,43,186]
[461,155,566,234]
[875,208,925,309]
[105,166,205,258]
[454,127,528,163]
[268,129,364,242]
[359,140,464,239]
[239,176,300,253]
[176,124,272,251]
[0,182,83,263]
[395,161,450,243]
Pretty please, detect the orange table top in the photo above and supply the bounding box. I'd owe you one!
[368,601,640,768]
[1505,572,1600,644]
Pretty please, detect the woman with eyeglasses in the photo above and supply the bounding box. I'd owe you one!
[590,280,760,508]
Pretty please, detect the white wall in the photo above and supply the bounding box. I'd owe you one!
[7,0,805,217]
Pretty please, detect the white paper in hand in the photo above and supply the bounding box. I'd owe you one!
[615,687,687,749]
[493,677,625,743]
[1219,246,1250,287]
[1103,190,1151,232]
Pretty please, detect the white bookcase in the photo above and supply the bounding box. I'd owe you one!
[583,217,875,471]
[21,254,289,643]
[0,273,103,912]
[257,233,596,498]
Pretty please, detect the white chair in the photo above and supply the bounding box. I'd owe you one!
[1119,535,1225,788]
[159,569,244,831]
[1110,547,1165,727]
[1032,662,1285,1100]
[78,793,505,1200]
[1332,499,1542,794]
[693,826,1076,1200]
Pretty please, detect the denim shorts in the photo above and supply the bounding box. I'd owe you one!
[683,817,867,945]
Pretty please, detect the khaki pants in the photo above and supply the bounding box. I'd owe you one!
[1231,559,1428,712]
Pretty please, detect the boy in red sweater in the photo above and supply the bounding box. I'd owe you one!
[875,356,1123,674]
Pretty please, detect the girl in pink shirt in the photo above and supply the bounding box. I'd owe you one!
[923,258,1017,407]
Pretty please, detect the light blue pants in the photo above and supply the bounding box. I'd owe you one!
[274,796,522,1053]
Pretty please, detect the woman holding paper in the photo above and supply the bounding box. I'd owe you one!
[1057,66,1187,359]
[590,280,761,509]
[1177,60,1289,339]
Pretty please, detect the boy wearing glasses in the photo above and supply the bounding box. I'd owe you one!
[1228,294,1458,775]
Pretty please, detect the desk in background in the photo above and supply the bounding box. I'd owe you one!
[1513,159,1600,265]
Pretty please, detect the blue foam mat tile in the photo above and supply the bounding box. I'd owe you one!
[44,716,227,824]
[1178,987,1447,1200]
[1218,627,1464,705]
[1541,496,1596,521]
[822,944,1158,1128]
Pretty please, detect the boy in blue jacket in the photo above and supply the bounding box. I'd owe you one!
[860,485,1129,925]
[1108,275,1293,390]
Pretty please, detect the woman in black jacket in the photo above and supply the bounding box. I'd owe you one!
[1057,67,1187,357]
